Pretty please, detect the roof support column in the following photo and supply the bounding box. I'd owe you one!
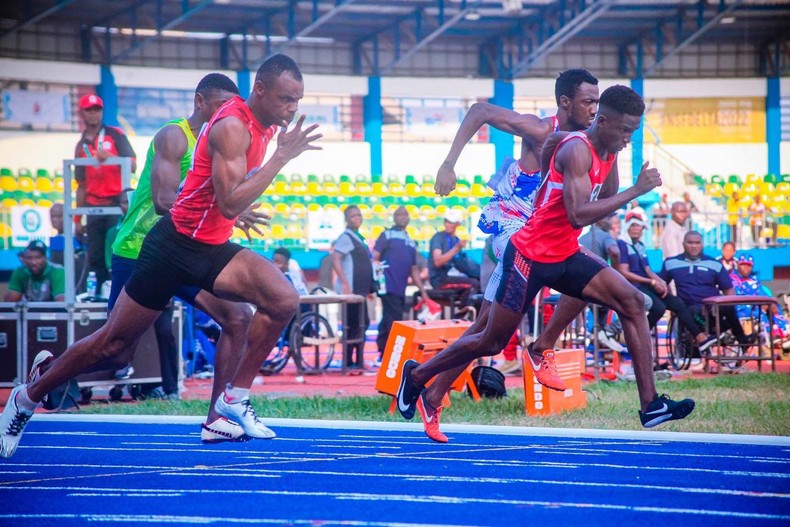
[766,75,781,178]
[364,76,383,178]
[490,79,515,169]
[98,65,119,127]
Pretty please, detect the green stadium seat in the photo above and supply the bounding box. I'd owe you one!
[17,168,32,178]
[1,168,13,177]
[727,174,742,185]
[764,174,778,185]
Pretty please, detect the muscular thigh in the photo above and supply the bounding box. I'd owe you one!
[212,248,297,308]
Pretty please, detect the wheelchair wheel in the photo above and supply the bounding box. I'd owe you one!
[290,312,335,373]
[666,315,693,371]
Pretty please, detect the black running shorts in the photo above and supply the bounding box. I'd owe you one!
[495,242,605,314]
[125,214,245,310]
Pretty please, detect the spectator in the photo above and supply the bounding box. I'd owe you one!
[372,206,429,366]
[332,205,375,369]
[428,210,480,306]
[747,194,773,248]
[660,201,689,259]
[651,193,670,247]
[682,191,698,230]
[726,191,743,247]
[4,240,65,302]
[48,202,88,292]
[626,200,646,234]
[717,241,737,273]
[616,214,717,352]
[273,247,308,296]
[659,232,757,348]
[74,94,137,291]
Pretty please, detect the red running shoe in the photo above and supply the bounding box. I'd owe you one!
[416,390,448,443]
[523,344,567,392]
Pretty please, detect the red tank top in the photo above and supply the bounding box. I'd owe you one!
[511,132,616,263]
[170,96,277,244]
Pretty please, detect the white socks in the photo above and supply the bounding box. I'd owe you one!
[224,384,250,403]
[16,386,39,412]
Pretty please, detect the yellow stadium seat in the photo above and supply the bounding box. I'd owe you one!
[370,225,384,240]
[421,183,436,197]
[419,205,436,220]
[288,181,306,195]
[471,183,490,198]
[36,177,54,194]
[0,222,11,238]
[745,173,760,184]
[339,181,355,195]
[759,182,775,195]
[0,176,17,193]
[387,182,404,197]
[776,182,790,196]
[776,224,790,241]
[355,181,372,197]
[19,198,35,207]
[322,182,339,196]
[37,198,53,208]
[722,182,738,197]
[270,224,287,239]
[2,197,18,208]
[307,203,321,212]
[290,203,307,218]
[406,225,420,240]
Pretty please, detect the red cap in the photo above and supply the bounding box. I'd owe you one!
[78,94,103,110]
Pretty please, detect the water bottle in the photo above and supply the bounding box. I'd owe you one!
[86,271,97,299]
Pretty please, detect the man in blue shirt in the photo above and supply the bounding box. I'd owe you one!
[658,231,755,346]
[373,207,430,365]
[616,213,717,352]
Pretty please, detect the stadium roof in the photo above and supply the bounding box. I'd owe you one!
[1,0,789,78]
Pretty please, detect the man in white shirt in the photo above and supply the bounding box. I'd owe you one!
[660,201,689,259]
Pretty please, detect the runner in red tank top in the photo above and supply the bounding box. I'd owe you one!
[397,85,697,432]
[170,96,276,244]
[1,55,323,458]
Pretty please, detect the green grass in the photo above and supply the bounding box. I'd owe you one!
[75,373,790,436]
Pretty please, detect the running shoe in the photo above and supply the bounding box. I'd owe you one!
[697,335,718,353]
[27,350,53,384]
[214,392,276,439]
[496,359,522,375]
[416,390,448,443]
[395,359,422,420]
[639,393,695,428]
[523,344,567,392]
[201,417,251,444]
[597,330,626,353]
[0,385,36,459]
[27,350,54,404]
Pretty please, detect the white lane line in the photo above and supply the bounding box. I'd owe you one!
[0,487,788,521]
[33,414,790,446]
[0,515,469,527]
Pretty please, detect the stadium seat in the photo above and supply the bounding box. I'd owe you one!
[17,168,32,178]
[722,182,738,197]
[274,173,287,183]
[36,177,54,194]
[2,197,18,208]
[355,181,372,197]
[777,224,790,242]
[0,167,13,177]
[0,175,17,193]
[764,174,778,185]
[727,174,742,185]
[371,181,386,197]
[289,173,304,184]
[322,181,339,196]
[17,176,34,194]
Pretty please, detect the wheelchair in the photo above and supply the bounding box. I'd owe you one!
[665,312,745,371]
[260,302,336,375]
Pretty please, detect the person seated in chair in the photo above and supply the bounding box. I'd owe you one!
[616,213,717,352]
[427,210,481,308]
[658,231,756,347]
[4,240,65,302]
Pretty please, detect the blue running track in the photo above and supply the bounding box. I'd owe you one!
[0,415,788,526]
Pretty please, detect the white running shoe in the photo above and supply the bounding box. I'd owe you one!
[597,330,626,353]
[213,392,276,439]
[0,385,37,459]
[201,417,250,444]
[27,350,54,384]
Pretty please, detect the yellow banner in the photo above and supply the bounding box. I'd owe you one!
[645,97,765,144]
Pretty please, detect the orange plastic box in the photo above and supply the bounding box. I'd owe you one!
[375,319,472,397]
[523,348,587,416]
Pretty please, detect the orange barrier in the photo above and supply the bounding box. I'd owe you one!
[375,320,479,406]
[522,349,587,416]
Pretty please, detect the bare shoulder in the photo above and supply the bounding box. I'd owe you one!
[208,116,249,153]
[154,123,188,157]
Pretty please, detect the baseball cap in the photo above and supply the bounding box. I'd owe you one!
[24,239,47,255]
[624,211,647,228]
[78,94,103,110]
[736,254,754,266]
[444,210,463,224]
